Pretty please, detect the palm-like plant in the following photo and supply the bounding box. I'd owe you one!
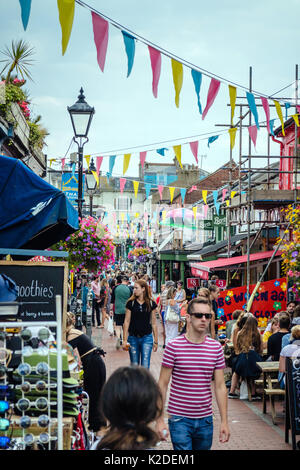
[0,39,35,83]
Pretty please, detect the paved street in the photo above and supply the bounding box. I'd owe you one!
[91,320,293,451]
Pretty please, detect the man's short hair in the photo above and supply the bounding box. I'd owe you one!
[187,298,210,315]
[293,305,300,319]
[122,275,129,282]
[116,275,122,284]
[287,301,297,307]
[279,314,290,330]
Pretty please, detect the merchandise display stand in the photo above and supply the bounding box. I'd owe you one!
[0,296,65,450]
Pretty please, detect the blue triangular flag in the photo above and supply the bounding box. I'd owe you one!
[213,190,218,206]
[19,0,31,30]
[208,136,219,147]
[180,188,187,203]
[191,69,202,114]
[145,183,152,199]
[109,155,116,176]
[269,119,275,136]
[246,92,260,130]
[284,102,291,121]
[215,202,220,215]
[156,148,168,156]
[121,31,135,77]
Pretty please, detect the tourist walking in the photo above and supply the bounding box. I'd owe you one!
[123,279,158,368]
[156,298,230,450]
[165,286,181,345]
[91,274,101,328]
[112,276,131,349]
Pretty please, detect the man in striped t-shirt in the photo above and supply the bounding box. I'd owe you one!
[156,298,230,450]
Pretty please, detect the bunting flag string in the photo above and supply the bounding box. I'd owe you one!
[228,127,237,150]
[261,97,271,134]
[119,177,126,193]
[246,92,260,130]
[96,156,103,176]
[92,170,99,187]
[158,185,164,200]
[19,0,32,30]
[228,85,237,125]
[173,145,183,169]
[84,155,91,169]
[148,46,161,98]
[91,12,109,72]
[292,114,300,127]
[122,31,135,77]
[189,141,198,164]
[140,151,147,169]
[171,59,183,108]
[191,69,203,115]
[202,78,221,120]
[248,125,258,148]
[169,187,175,204]
[123,153,131,175]
[133,180,139,198]
[57,0,75,55]
[273,100,285,136]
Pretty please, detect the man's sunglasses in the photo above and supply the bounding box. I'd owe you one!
[190,313,212,319]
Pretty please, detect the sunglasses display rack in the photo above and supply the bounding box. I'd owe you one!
[0,295,64,450]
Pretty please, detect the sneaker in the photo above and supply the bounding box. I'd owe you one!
[251,394,262,401]
[228,392,239,399]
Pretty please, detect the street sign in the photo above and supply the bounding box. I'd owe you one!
[213,214,226,227]
[199,219,214,231]
[187,278,201,289]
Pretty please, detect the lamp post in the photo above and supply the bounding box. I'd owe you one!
[68,88,95,219]
[85,157,97,217]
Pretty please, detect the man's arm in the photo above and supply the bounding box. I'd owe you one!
[213,368,230,443]
[156,366,173,440]
[151,309,158,352]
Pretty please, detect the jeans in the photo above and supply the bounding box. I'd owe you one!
[127,334,153,369]
[168,415,213,450]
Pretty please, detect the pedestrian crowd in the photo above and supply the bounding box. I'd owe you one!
[67,267,299,451]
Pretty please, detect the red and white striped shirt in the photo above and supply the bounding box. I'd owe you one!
[162,334,225,418]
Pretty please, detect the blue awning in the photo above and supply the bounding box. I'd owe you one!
[0,155,79,249]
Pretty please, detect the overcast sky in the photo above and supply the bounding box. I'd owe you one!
[1,0,299,179]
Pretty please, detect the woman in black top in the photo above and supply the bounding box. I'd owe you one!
[123,280,158,369]
[66,313,106,434]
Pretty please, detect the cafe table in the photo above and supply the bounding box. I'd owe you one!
[256,361,285,424]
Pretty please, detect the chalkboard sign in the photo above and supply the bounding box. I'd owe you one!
[0,261,68,324]
[285,357,300,450]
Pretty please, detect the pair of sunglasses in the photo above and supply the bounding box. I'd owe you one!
[17,361,50,377]
[17,380,55,394]
[16,397,55,412]
[20,328,52,342]
[190,313,212,319]
[23,432,54,446]
[20,414,50,429]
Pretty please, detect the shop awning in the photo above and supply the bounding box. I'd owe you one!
[0,155,79,250]
[190,250,281,278]
[187,232,257,259]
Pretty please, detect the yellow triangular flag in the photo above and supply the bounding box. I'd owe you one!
[228,127,237,150]
[133,181,139,198]
[91,170,99,187]
[123,154,131,175]
[273,100,285,136]
[202,190,207,204]
[162,210,166,221]
[292,114,300,127]
[173,145,183,169]
[135,212,140,218]
[231,191,237,199]
[226,200,230,206]
[192,206,197,220]
[169,187,175,203]
[57,0,75,56]
[121,213,125,223]
[229,85,237,125]
[49,159,56,167]
[85,155,91,169]
[171,59,183,108]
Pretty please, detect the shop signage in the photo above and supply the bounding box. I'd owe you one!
[213,214,226,227]
[0,261,68,324]
[286,357,300,449]
[187,278,201,289]
[61,173,85,208]
[216,277,287,322]
[199,219,214,231]
[215,279,226,289]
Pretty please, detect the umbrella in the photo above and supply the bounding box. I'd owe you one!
[0,155,79,250]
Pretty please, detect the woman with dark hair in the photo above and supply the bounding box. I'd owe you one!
[94,366,163,450]
[123,280,158,368]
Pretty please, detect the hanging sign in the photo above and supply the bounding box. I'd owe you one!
[199,219,214,231]
[213,214,226,227]
[61,172,85,208]
[187,278,201,289]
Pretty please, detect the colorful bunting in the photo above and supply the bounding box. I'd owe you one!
[91,12,109,72]
[269,119,275,136]
[19,0,32,30]
[246,92,260,130]
[169,187,175,203]
[248,125,258,148]
[108,155,116,178]
[260,97,271,134]
[222,188,227,202]
[273,100,285,136]
[173,145,183,169]
[156,148,168,156]
[119,177,126,193]
[145,183,151,199]
[61,158,66,170]
[192,206,197,220]
[203,204,208,218]
[215,202,220,215]
[188,185,198,193]
[148,46,161,98]
[189,141,198,164]
[96,156,103,176]
[140,151,147,169]
[180,188,187,203]
[92,170,99,187]
[228,85,237,125]
[292,114,300,127]
[133,181,139,198]
[202,78,221,120]
[171,59,183,108]
[191,69,202,115]
[122,31,135,77]
[284,102,291,121]
[123,153,131,175]
[228,127,237,150]
[202,190,207,204]
[158,185,164,200]
[208,135,219,147]
[84,155,91,169]
[57,0,75,56]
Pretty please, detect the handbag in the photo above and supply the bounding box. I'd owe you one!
[166,305,179,323]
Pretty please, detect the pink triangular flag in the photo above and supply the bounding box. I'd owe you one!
[148,46,161,98]
[203,204,209,218]
[61,158,65,171]
[91,12,109,72]
[158,185,164,200]
[260,97,270,134]
[248,125,258,148]
[140,151,147,169]
[189,141,198,164]
[222,188,227,202]
[96,156,103,176]
[202,78,221,120]
[188,185,198,193]
[120,178,126,194]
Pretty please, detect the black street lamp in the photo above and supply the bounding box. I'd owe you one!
[86,157,97,217]
[68,88,95,219]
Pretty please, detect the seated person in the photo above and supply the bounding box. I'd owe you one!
[278,325,300,388]
[267,313,290,361]
[281,304,300,350]
[262,317,279,348]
